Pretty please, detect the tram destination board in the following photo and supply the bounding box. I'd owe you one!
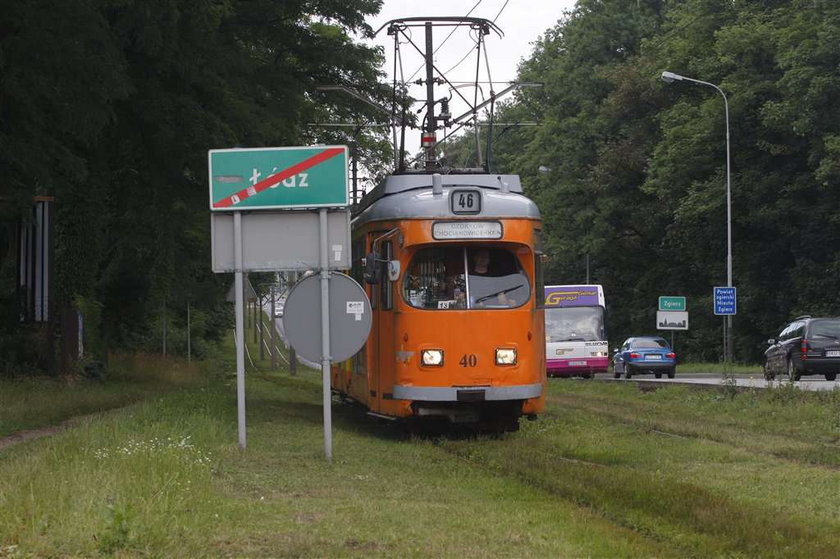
[432,221,502,240]
[208,146,348,211]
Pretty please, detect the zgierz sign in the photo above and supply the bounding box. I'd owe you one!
[208,146,348,211]
[658,296,686,312]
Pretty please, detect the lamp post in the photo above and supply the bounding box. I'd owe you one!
[661,70,734,362]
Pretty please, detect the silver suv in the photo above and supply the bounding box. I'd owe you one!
[763,316,840,381]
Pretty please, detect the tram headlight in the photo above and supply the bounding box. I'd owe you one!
[495,348,517,366]
[421,349,444,367]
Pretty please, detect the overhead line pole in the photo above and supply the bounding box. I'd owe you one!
[424,22,436,171]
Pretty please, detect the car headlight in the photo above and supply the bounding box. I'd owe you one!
[495,348,517,366]
[421,349,444,367]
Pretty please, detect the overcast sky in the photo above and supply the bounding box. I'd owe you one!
[363,0,577,155]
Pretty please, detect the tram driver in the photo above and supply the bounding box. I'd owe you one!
[468,248,518,307]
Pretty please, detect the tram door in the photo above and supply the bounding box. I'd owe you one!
[374,240,396,412]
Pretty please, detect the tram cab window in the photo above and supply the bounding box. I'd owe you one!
[403,246,529,310]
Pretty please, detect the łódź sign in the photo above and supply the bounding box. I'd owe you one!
[208,146,348,211]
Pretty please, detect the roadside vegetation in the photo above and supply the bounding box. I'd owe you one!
[1,320,838,556]
[0,354,209,438]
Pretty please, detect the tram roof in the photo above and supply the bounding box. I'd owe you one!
[352,173,540,226]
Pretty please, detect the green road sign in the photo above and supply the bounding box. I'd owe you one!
[208,146,348,211]
[659,296,686,311]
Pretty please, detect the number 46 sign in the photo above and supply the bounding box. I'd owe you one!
[450,189,481,215]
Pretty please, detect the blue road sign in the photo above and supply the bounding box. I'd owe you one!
[713,286,737,315]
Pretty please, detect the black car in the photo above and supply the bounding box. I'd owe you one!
[763,316,840,381]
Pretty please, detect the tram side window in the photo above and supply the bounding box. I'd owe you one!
[403,246,529,310]
[351,237,365,286]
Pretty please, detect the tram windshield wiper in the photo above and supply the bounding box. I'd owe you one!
[475,285,523,304]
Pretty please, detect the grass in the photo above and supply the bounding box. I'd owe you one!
[1,316,838,556]
[0,353,208,437]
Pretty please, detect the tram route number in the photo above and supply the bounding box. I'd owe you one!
[451,189,481,215]
[459,354,477,367]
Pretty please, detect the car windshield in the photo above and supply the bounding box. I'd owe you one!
[630,339,669,349]
[403,246,530,310]
[809,319,840,338]
[546,307,605,342]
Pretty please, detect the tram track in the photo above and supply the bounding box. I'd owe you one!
[428,424,840,558]
[546,392,840,470]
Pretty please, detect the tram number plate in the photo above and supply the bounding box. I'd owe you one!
[451,190,481,215]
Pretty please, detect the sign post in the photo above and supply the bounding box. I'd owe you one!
[319,209,333,462]
[209,146,353,459]
[233,212,246,449]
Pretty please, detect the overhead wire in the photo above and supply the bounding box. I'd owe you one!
[444,0,510,75]
[405,0,485,82]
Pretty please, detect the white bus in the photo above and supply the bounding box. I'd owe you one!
[544,285,608,378]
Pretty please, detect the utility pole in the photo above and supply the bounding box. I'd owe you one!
[270,286,277,370]
[259,292,265,361]
[422,21,437,171]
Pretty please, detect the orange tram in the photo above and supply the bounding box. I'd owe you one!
[332,172,546,431]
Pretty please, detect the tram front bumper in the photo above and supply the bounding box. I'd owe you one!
[392,383,542,402]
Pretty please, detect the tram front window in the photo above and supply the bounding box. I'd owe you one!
[403,246,529,310]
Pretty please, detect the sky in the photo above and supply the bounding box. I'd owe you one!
[363,0,577,159]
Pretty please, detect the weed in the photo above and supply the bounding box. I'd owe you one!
[97,501,132,553]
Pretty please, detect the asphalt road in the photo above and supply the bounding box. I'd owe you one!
[269,300,836,392]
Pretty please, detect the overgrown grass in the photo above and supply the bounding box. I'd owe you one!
[0,349,662,556]
[1,319,838,556]
[0,353,210,437]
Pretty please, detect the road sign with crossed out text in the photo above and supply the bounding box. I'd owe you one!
[208,146,348,211]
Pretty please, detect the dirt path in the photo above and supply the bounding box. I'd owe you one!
[0,415,96,452]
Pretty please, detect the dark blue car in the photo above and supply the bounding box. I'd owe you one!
[612,336,676,379]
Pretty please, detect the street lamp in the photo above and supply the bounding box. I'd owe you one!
[660,70,734,362]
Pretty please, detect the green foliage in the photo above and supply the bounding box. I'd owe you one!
[490,0,840,362]
[0,0,387,372]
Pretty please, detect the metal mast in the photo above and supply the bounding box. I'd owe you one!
[422,22,437,171]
